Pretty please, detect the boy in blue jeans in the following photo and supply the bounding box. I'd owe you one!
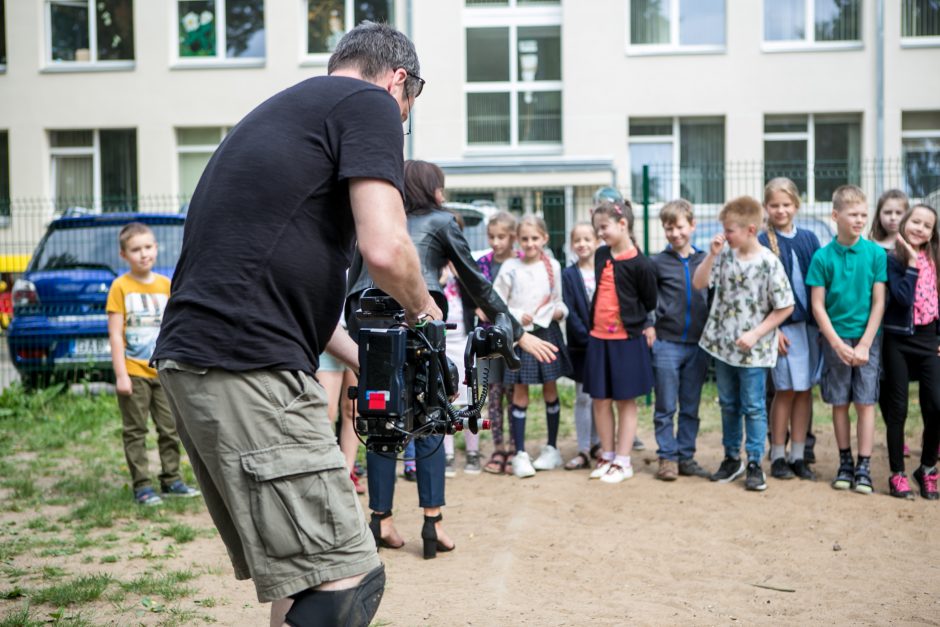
[644,200,711,481]
[693,197,794,491]
[807,185,887,494]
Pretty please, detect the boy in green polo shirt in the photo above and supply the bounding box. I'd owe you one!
[807,185,887,495]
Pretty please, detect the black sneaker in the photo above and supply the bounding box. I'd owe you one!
[913,466,939,500]
[745,461,767,491]
[789,459,816,481]
[770,458,795,480]
[854,466,873,495]
[678,459,711,478]
[402,466,417,482]
[831,462,855,490]
[711,457,745,483]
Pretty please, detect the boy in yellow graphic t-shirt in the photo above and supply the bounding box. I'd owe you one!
[106,222,199,506]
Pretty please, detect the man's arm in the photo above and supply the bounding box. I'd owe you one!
[349,178,442,324]
[324,323,359,374]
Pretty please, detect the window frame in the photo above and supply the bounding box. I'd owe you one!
[463,4,563,154]
[49,129,138,213]
[900,0,940,48]
[299,0,396,65]
[171,0,266,70]
[627,116,726,210]
[900,112,940,198]
[762,113,863,204]
[625,0,727,57]
[43,0,135,73]
[761,0,863,53]
[176,126,229,201]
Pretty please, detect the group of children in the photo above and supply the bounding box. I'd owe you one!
[463,181,939,500]
[105,182,939,505]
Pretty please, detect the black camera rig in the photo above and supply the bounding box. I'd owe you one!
[348,288,521,454]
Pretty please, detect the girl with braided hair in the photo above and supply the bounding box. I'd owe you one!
[493,214,572,478]
[759,177,822,481]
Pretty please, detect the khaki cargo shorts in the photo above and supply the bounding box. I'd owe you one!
[157,360,379,602]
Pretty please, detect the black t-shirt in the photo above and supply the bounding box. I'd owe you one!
[153,76,405,374]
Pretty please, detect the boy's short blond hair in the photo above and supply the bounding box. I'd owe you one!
[832,184,867,212]
[660,199,694,225]
[718,196,763,229]
[118,222,154,251]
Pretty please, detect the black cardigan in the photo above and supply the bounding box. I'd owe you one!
[589,245,658,338]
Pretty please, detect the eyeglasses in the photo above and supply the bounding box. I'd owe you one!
[405,70,425,98]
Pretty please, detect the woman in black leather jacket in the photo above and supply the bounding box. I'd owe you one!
[346,160,556,558]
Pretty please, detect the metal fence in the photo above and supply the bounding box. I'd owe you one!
[1,158,936,390]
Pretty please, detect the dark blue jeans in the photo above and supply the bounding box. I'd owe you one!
[715,360,769,463]
[652,340,708,462]
[367,435,445,513]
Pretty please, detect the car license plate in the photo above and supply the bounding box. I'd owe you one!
[73,338,111,356]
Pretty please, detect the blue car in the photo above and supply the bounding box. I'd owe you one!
[7,213,185,388]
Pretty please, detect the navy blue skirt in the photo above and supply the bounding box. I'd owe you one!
[504,322,573,385]
[583,335,653,400]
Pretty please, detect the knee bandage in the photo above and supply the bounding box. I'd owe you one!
[285,564,385,627]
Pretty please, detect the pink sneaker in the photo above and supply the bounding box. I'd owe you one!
[903,443,911,457]
[888,473,914,500]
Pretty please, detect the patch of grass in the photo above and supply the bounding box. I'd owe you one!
[40,566,67,580]
[120,570,198,601]
[160,523,198,544]
[64,489,135,529]
[99,555,119,564]
[0,537,35,562]
[30,573,112,606]
[0,604,43,627]
[1,477,38,501]
[25,518,59,533]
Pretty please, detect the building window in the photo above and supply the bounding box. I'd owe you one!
[629,118,725,205]
[306,0,392,55]
[46,0,134,65]
[465,9,562,149]
[763,0,861,48]
[902,0,940,44]
[628,0,725,52]
[50,129,137,213]
[763,114,861,203]
[177,127,227,202]
[902,111,940,198]
[177,0,264,61]
[0,131,9,221]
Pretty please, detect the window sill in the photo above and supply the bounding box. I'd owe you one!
[299,54,330,68]
[761,41,863,53]
[900,36,940,48]
[463,144,564,158]
[170,58,265,70]
[40,61,136,74]
[626,45,725,57]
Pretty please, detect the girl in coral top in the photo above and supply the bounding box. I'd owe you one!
[583,200,658,484]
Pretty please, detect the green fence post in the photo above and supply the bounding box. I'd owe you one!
[643,165,652,408]
[642,165,650,254]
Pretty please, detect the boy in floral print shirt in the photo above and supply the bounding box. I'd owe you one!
[692,196,794,491]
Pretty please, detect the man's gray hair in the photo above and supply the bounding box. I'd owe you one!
[328,22,420,87]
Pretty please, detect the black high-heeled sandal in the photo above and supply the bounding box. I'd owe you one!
[369,511,404,550]
[421,513,455,560]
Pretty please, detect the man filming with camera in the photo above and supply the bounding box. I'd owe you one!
[153,23,439,627]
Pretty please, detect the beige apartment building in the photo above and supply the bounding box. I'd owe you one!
[1,0,939,258]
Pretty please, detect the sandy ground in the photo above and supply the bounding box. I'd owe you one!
[3,427,940,626]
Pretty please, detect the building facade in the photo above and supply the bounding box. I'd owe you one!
[1,0,939,257]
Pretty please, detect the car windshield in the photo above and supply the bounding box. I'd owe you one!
[30,224,184,274]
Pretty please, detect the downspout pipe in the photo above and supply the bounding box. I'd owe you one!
[875,0,884,196]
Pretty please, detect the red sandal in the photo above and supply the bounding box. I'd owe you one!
[484,450,508,475]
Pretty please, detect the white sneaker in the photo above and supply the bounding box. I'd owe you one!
[532,445,563,471]
[600,463,634,484]
[513,451,536,478]
[589,459,612,479]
